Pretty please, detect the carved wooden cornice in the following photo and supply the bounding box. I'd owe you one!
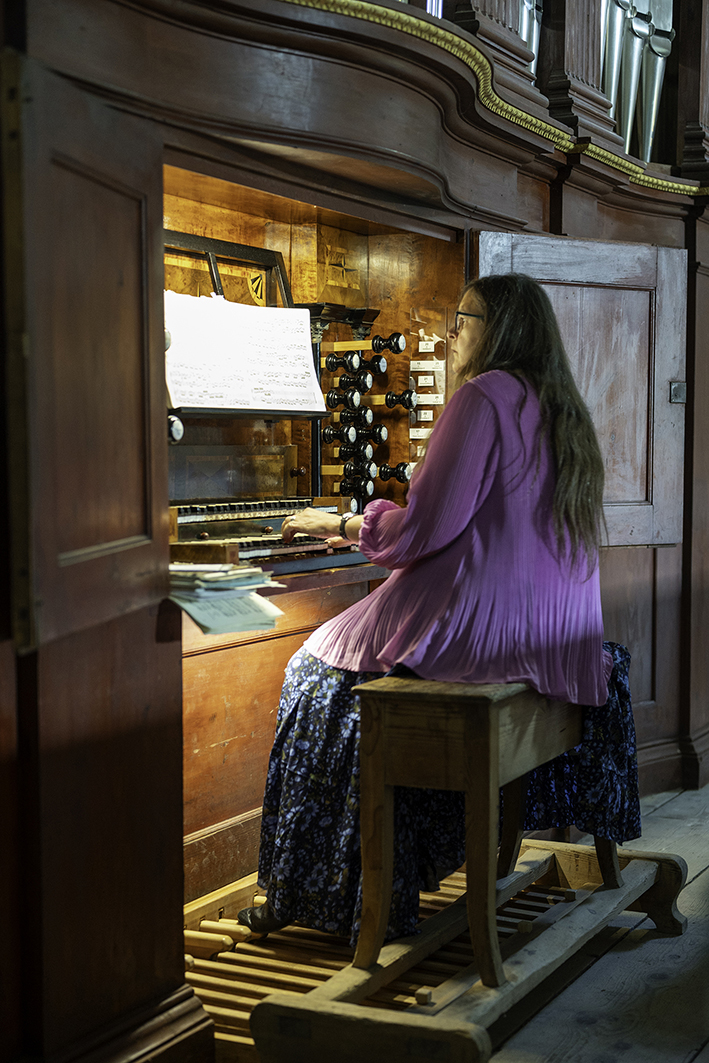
[279,0,709,197]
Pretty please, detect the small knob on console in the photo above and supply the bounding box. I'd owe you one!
[357,423,388,445]
[340,477,375,499]
[322,423,358,445]
[326,388,361,411]
[359,354,388,375]
[338,370,374,394]
[379,462,412,484]
[340,406,374,427]
[385,389,418,410]
[372,332,406,354]
[168,414,185,444]
[344,459,377,481]
[338,440,375,462]
[324,351,361,373]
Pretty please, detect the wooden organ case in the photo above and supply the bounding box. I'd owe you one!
[165,167,464,906]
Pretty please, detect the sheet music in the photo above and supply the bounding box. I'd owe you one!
[164,290,326,413]
[170,590,284,634]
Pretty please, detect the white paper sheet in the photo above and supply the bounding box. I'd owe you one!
[170,589,284,634]
[164,290,325,414]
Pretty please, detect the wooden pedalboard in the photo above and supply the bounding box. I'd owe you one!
[183,839,687,1063]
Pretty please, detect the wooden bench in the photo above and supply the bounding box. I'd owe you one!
[251,678,687,1063]
[354,677,617,983]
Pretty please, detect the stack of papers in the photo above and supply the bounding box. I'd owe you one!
[169,563,285,634]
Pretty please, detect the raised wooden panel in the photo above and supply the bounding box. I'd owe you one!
[182,583,367,837]
[599,543,683,792]
[477,232,686,546]
[51,160,148,555]
[3,57,166,646]
[22,608,184,1052]
[551,284,651,504]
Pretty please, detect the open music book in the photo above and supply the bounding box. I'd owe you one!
[164,290,326,416]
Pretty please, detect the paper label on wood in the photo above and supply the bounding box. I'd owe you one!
[164,290,326,413]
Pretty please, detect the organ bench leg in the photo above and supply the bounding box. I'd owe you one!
[464,707,506,987]
[354,698,394,970]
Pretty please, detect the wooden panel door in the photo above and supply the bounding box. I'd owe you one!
[3,54,168,647]
[477,232,686,547]
[1,57,212,1060]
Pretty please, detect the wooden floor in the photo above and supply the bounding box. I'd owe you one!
[187,786,709,1061]
[491,786,709,1062]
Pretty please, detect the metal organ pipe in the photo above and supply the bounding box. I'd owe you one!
[637,0,674,163]
[603,0,634,118]
[602,0,674,162]
[617,5,654,153]
[518,0,543,75]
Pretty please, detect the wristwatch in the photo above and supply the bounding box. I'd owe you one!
[339,513,354,539]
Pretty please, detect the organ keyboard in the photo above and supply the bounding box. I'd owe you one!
[169,497,365,573]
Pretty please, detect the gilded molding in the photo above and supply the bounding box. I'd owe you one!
[278,0,705,201]
[279,0,575,150]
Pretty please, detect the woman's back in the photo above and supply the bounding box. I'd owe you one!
[305,370,612,706]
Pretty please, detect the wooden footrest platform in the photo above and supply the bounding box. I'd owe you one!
[249,840,687,1063]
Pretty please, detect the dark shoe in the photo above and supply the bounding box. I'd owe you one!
[237,901,289,936]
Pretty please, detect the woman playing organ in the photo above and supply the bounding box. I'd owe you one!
[238,273,641,941]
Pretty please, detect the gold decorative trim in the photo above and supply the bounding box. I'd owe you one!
[569,142,701,195]
[279,0,706,201]
[279,0,575,150]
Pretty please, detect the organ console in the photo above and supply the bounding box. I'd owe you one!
[166,233,427,574]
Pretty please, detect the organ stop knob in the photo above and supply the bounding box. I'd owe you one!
[379,462,412,484]
[340,406,374,427]
[338,370,374,394]
[372,332,406,354]
[322,423,358,445]
[326,388,361,411]
[359,354,387,375]
[384,389,417,410]
[323,351,361,373]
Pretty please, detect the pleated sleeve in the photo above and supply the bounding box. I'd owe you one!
[359,382,500,569]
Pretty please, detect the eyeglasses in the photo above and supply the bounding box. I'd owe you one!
[454,310,485,332]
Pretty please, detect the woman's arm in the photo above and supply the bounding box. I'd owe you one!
[281,509,366,544]
[359,381,500,569]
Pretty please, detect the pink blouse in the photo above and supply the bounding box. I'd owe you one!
[305,370,612,706]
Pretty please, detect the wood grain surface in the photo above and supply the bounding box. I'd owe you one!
[490,787,709,1061]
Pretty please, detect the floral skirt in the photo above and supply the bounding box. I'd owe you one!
[257,642,640,947]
